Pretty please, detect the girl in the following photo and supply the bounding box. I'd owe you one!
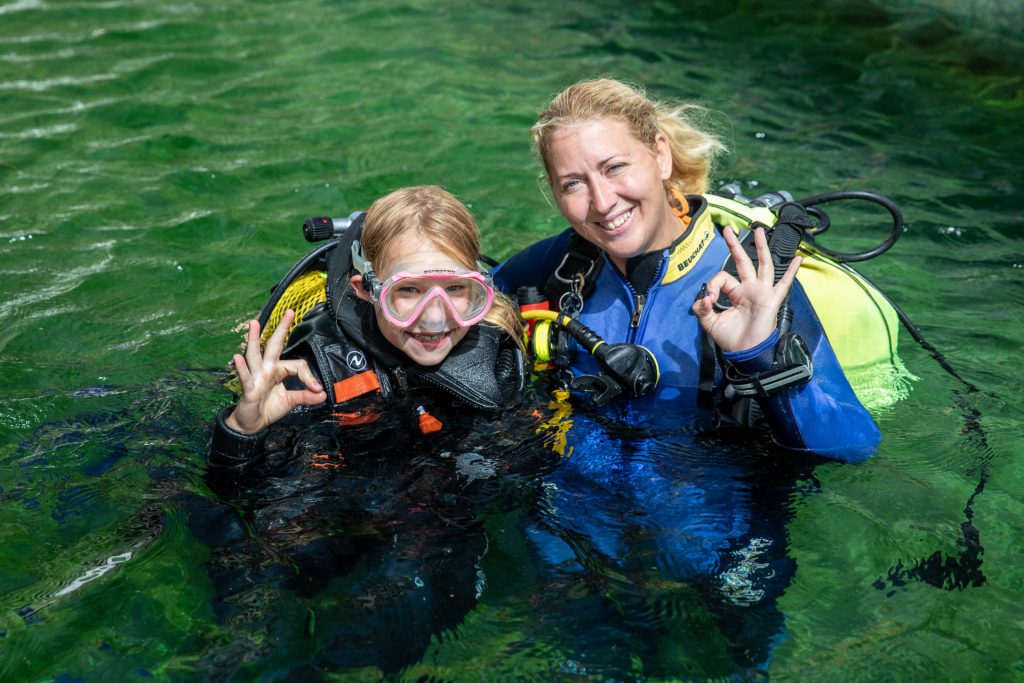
[204,186,537,676]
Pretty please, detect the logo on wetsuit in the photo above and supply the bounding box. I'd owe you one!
[663,222,716,284]
[346,350,368,371]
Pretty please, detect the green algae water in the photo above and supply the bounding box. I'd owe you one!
[2,0,1023,679]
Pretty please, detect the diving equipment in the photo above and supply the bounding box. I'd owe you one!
[520,307,660,406]
[350,240,495,330]
[723,333,813,400]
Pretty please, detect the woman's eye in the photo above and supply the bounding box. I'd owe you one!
[561,179,581,193]
[607,162,625,174]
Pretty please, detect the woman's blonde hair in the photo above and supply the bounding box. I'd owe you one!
[359,185,523,345]
[532,78,726,196]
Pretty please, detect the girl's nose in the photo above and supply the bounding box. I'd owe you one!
[414,297,448,332]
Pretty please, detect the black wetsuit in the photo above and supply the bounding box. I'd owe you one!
[202,295,542,677]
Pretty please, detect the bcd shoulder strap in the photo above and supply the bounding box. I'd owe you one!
[542,231,604,315]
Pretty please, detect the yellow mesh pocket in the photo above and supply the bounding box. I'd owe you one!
[260,270,328,348]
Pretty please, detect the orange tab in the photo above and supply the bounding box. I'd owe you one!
[671,188,692,226]
[332,409,381,426]
[333,370,381,404]
[418,410,443,435]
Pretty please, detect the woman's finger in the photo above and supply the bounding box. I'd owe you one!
[775,255,803,296]
[724,227,757,282]
[753,226,774,284]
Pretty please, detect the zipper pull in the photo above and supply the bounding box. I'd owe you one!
[416,405,443,434]
[392,366,408,393]
[631,293,647,328]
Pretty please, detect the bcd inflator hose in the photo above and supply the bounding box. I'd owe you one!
[521,310,660,403]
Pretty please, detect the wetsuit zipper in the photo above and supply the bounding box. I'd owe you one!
[625,251,668,334]
[392,366,409,393]
[630,289,646,329]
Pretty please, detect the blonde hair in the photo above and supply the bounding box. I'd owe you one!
[360,185,523,346]
[532,78,726,196]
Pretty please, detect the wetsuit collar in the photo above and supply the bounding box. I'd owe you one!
[622,193,711,294]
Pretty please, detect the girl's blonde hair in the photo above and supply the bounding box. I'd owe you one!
[532,78,726,196]
[359,185,523,345]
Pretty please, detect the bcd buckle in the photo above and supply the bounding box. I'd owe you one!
[723,333,812,400]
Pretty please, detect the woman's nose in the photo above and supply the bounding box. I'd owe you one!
[590,176,616,215]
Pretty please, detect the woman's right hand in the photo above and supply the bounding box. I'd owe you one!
[225,309,327,434]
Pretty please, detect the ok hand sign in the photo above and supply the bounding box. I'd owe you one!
[224,309,327,434]
[691,226,802,352]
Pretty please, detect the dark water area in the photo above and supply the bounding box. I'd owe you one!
[1,0,1022,680]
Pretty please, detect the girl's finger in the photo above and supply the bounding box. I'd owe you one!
[775,255,802,295]
[292,359,323,394]
[708,270,742,303]
[706,269,738,298]
[291,389,328,408]
[243,319,264,369]
[691,292,718,329]
[233,353,251,386]
[263,309,294,363]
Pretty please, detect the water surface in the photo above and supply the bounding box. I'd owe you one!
[1,0,1022,680]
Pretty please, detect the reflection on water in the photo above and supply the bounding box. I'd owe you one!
[1,0,1022,680]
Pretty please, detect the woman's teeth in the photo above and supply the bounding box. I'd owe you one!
[602,208,633,230]
[411,332,446,343]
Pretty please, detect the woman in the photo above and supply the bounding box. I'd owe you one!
[487,78,884,677]
[493,78,881,462]
[204,186,541,676]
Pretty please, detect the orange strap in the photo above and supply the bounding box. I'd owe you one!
[670,189,692,226]
[333,370,381,404]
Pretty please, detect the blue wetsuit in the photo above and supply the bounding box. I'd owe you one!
[492,195,880,674]
[492,195,881,463]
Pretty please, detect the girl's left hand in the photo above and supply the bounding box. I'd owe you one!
[691,226,802,352]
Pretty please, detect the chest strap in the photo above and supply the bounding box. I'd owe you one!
[332,370,381,404]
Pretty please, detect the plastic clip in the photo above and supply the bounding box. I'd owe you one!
[724,333,813,400]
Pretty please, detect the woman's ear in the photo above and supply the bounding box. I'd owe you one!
[350,274,371,302]
[654,132,672,181]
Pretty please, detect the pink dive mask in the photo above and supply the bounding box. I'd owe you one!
[352,241,495,329]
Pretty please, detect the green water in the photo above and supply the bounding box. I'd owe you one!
[1,0,1022,680]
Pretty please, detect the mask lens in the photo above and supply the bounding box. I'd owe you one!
[380,273,493,327]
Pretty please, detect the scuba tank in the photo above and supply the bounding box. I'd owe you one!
[257,211,364,346]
